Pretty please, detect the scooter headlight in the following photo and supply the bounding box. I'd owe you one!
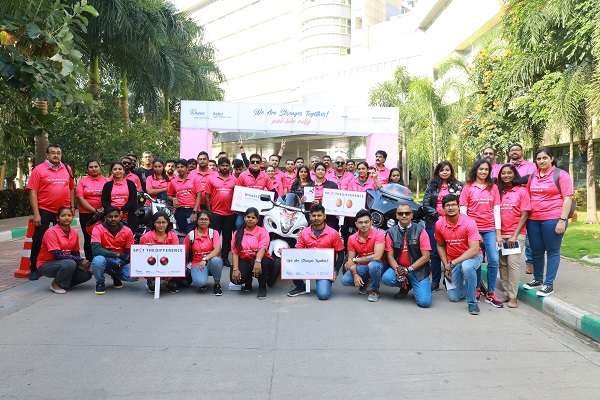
[279,210,298,234]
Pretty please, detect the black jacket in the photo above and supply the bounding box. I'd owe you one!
[422,180,463,228]
[101,179,139,234]
[386,221,430,281]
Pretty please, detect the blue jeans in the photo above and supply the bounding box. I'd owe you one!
[478,230,499,293]
[381,268,432,308]
[92,256,136,284]
[341,261,384,291]
[293,279,335,300]
[427,224,442,284]
[526,219,565,286]
[175,207,195,233]
[190,257,223,287]
[447,254,483,306]
[525,234,532,266]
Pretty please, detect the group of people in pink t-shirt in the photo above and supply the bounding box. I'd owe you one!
[28,141,572,310]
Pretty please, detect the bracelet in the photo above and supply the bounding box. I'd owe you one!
[559,217,567,222]
[233,268,239,271]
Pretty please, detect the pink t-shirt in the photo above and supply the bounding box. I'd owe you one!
[490,162,502,181]
[281,172,296,193]
[91,223,134,254]
[140,230,179,245]
[348,177,378,192]
[384,228,431,267]
[510,159,537,180]
[236,170,273,191]
[459,183,500,231]
[195,169,215,206]
[205,174,237,216]
[76,175,108,213]
[374,166,390,185]
[145,175,169,201]
[347,228,385,264]
[167,174,200,208]
[230,226,271,260]
[500,185,531,235]
[125,173,142,191]
[436,185,451,217]
[296,225,344,251]
[325,171,354,191]
[184,228,222,264]
[26,162,74,213]
[37,225,80,267]
[528,166,574,220]
[108,179,130,210]
[434,214,482,262]
[271,177,284,197]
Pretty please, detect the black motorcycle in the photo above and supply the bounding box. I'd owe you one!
[365,184,424,231]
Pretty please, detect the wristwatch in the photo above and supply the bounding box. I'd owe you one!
[408,266,414,273]
[202,257,207,262]
[448,262,454,269]
[559,217,568,221]
[255,259,262,263]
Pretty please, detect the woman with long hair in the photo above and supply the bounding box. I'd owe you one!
[387,168,404,186]
[266,164,284,198]
[290,165,313,198]
[101,161,139,234]
[459,159,503,308]
[348,161,382,192]
[76,159,108,260]
[422,161,463,292]
[523,147,573,297]
[230,207,274,300]
[303,162,339,230]
[184,210,224,296]
[497,164,530,308]
[36,207,92,293]
[139,210,180,293]
[145,158,170,203]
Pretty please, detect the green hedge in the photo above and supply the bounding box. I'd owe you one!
[0,189,32,219]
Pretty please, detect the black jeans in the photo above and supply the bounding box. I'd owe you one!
[230,257,274,290]
[210,212,237,265]
[78,213,95,261]
[175,207,195,233]
[30,209,56,272]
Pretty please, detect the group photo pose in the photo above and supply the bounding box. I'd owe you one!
[27,141,574,314]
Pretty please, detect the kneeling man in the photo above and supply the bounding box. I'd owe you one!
[382,204,432,307]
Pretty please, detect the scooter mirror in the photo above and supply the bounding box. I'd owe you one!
[259,194,271,202]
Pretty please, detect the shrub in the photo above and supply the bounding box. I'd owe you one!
[0,189,32,219]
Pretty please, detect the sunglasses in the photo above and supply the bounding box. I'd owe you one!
[250,160,261,164]
[396,211,412,216]
[335,161,346,165]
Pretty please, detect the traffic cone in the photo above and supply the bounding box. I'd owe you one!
[14,218,34,278]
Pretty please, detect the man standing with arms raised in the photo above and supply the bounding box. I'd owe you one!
[286,204,345,300]
[235,153,273,228]
[205,157,238,268]
[435,194,483,315]
[27,144,75,280]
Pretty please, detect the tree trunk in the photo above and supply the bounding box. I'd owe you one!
[0,162,5,190]
[119,69,129,124]
[34,98,49,166]
[431,108,438,165]
[585,121,598,224]
[90,53,101,103]
[568,129,574,180]
[401,127,408,185]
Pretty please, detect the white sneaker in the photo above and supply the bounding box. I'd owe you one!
[50,285,66,294]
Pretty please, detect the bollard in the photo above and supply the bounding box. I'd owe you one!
[14,218,35,278]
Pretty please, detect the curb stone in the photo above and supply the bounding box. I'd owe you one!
[0,218,79,243]
[481,265,600,343]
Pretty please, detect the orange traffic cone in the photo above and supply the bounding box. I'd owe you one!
[14,218,34,278]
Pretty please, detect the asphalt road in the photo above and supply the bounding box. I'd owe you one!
[0,238,599,399]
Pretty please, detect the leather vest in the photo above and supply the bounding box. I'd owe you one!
[386,222,430,281]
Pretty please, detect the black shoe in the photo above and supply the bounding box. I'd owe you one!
[146,279,155,293]
[394,287,409,299]
[287,287,306,297]
[257,288,267,300]
[431,281,440,292]
[244,282,252,292]
[166,284,179,293]
[536,285,554,297]
[95,282,106,295]
[113,277,123,289]
[223,260,232,268]
[523,279,543,290]
[29,270,39,281]
[213,284,222,296]
[468,304,480,315]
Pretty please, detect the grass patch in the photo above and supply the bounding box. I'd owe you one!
[561,212,600,265]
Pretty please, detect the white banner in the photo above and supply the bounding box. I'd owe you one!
[280,248,334,280]
[130,245,186,278]
[231,186,275,215]
[180,101,399,135]
[321,188,366,217]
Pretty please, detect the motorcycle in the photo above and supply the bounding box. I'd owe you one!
[260,193,308,259]
[365,184,424,231]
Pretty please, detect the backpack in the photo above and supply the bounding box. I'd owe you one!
[527,168,576,219]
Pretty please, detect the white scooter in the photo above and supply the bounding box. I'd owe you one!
[260,193,308,259]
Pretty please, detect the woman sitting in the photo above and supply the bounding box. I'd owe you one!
[37,207,92,293]
[184,210,224,296]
